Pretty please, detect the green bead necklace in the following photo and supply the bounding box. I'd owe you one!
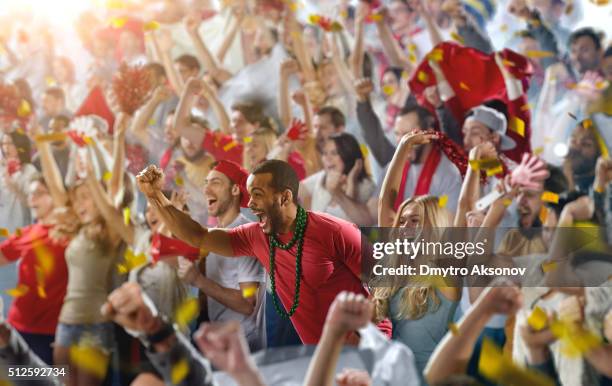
[268,206,308,319]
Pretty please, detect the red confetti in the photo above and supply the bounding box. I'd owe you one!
[112,63,154,115]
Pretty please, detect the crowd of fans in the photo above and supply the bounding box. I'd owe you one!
[0,0,611,384]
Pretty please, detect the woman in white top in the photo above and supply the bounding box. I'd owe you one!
[300,132,376,225]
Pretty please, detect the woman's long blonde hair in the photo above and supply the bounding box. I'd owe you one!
[372,195,451,322]
[243,128,278,172]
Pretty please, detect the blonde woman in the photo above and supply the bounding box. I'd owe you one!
[372,195,460,386]
[243,127,306,180]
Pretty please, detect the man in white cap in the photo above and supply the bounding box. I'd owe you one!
[462,103,516,156]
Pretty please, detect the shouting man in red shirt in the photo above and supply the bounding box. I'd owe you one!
[137,160,367,344]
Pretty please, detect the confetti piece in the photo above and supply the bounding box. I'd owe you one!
[408,52,417,64]
[110,17,127,29]
[117,249,147,274]
[479,338,555,386]
[33,240,54,275]
[148,118,156,126]
[541,191,559,204]
[102,171,112,182]
[242,286,257,298]
[223,141,238,152]
[438,195,448,208]
[521,103,533,111]
[539,205,548,224]
[143,21,160,31]
[541,261,557,272]
[15,229,22,237]
[502,198,513,207]
[243,136,253,143]
[5,284,29,298]
[468,158,501,171]
[70,345,109,378]
[502,59,516,67]
[509,117,525,137]
[500,24,509,32]
[382,85,396,96]
[533,147,544,155]
[17,100,31,117]
[171,359,190,385]
[595,81,609,90]
[450,32,464,44]
[368,13,383,22]
[582,119,593,129]
[417,71,429,83]
[486,165,504,176]
[589,0,610,5]
[175,298,199,328]
[459,82,470,91]
[175,176,184,186]
[83,136,94,146]
[123,207,130,225]
[360,144,369,158]
[448,323,459,336]
[525,50,554,59]
[35,266,47,299]
[528,307,548,331]
[551,319,602,357]
[308,14,321,24]
[408,44,417,53]
[0,228,8,237]
[35,133,68,143]
[427,48,444,62]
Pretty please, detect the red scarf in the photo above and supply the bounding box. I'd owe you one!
[394,148,442,210]
[159,147,173,170]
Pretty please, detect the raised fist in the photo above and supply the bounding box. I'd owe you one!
[137,165,164,197]
[325,292,373,336]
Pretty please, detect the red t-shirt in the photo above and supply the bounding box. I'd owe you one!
[229,211,368,344]
[0,223,68,334]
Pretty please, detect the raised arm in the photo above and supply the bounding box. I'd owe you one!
[424,285,523,384]
[108,113,130,204]
[202,78,231,134]
[444,0,494,54]
[303,292,373,386]
[34,129,68,207]
[130,86,171,146]
[174,77,202,138]
[136,165,235,256]
[415,0,444,48]
[327,32,354,97]
[216,7,245,65]
[379,131,438,226]
[349,2,367,79]
[373,7,413,71]
[278,59,300,128]
[454,144,488,226]
[150,30,184,94]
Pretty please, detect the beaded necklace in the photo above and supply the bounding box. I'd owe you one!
[268,206,308,318]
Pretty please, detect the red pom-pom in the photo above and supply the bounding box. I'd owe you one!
[112,63,153,115]
[0,83,21,119]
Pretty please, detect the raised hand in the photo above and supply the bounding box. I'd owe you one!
[136,165,164,198]
[468,141,498,161]
[177,256,201,286]
[354,78,374,102]
[324,291,374,337]
[398,130,440,150]
[476,284,523,317]
[594,156,612,192]
[336,368,372,386]
[101,282,160,335]
[184,12,202,35]
[510,153,549,190]
[280,58,300,76]
[507,0,532,19]
[194,321,261,381]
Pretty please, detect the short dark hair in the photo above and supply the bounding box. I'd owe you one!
[251,160,299,203]
[174,54,201,72]
[144,62,167,78]
[231,101,274,130]
[189,115,210,130]
[569,27,603,51]
[544,165,568,194]
[604,45,612,58]
[44,87,65,102]
[2,131,32,165]
[51,114,71,128]
[328,132,367,181]
[399,102,437,130]
[316,106,345,129]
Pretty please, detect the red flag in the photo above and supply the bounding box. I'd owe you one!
[150,233,200,263]
[74,86,115,134]
[409,42,533,162]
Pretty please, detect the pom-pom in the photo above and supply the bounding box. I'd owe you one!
[112,63,153,115]
[0,83,21,119]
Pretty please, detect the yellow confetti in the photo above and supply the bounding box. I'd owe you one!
[582,119,593,129]
[595,81,609,90]
[448,323,459,336]
[502,198,513,207]
[408,52,417,64]
[360,144,369,158]
[83,136,94,146]
[45,76,57,86]
[35,133,68,143]
[307,14,321,24]
[427,48,444,62]
[105,0,126,9]
[417,71,429,83]
[509,117,525,137]
[486,165,504,176]
[525,50,554,59]
[459,82,470,91]
[382,85,396,96]
[289,2,298,12]
[171,359,190,385]
[528,307,548,331]
[5,284,29,298]
[33,240,54,276]
[551,319,602,357]
[17,100,31,117]
[450,31,464,44]
[243,136,253,143]
[69,345,109,379]
[118,248,147,275]
[15,228,22,237]
[589,0,610,5]
[479,338,555,386]
[369,13,383,22]
[223,141,238,152]
[0,228,8,237]
[539,205,548,224]
[541,261,557,272]
[110,17,127,29]
[502,59,516,67]
[521,103,533,111]
[541,191,559,204]
[242,286,257,298]
[35,266,46,299]
[438,195,448,208]
[143,21,160,31]
[533,146,544,155]
[175,298,200,328]
[175,176,184,186]
[123,207,130,225]
[148,118,156,126]
[408,43,417,53]
[102,171,112,182]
